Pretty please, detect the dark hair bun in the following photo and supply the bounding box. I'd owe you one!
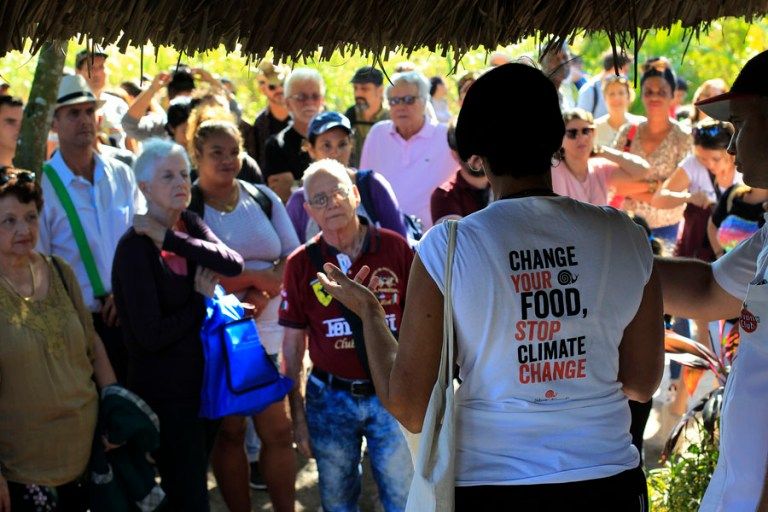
[455,63,564,171]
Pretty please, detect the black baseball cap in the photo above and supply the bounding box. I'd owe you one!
[350,67,383,86]
[697,50,768,121]
[75,47,108,69]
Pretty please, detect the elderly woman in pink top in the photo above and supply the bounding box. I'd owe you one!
[551,108,651,205]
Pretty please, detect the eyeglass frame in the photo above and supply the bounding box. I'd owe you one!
[307,185,353,209]
[288,92,323,103]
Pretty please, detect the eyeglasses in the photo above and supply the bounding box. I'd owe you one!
[564,127,595,139]
[0,168,35,186]
[307,186,351,209]
[388,95,419,106]
[604,75,629,85]
[288,93,322,103]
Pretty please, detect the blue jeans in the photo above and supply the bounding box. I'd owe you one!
[305,374,413,512]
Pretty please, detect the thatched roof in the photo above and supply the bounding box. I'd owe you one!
[1,1,767,60]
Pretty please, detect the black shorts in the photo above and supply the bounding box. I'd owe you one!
[455,466,648,512]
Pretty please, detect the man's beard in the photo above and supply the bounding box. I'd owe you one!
[355,97,369,111]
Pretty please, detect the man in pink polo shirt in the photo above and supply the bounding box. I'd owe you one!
[360,70,457,230]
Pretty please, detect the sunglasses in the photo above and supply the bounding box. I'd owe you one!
[564,127,595,139]
[259,81,281,91]
[643,57,671,73]
[388,95,419,106]
[289,93,322,103]
[604,75,629,85]
[694,124,728,138]
[0,169,35,186]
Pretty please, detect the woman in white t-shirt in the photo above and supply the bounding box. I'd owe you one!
[190,120,299,512]
[317,63,664,511]
[652,120,739,261]
[551,108,651,205]
[594,76,646,146]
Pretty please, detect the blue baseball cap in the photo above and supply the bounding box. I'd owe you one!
[307,111,353,143]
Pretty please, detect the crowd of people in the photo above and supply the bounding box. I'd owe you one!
[1,42,767,512]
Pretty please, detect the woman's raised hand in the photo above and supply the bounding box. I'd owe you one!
[316,263,382,318]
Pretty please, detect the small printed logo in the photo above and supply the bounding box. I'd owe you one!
[557,270,578,285]
[545,389,557,399]
[741,307,758,333]
[310,279,333,307]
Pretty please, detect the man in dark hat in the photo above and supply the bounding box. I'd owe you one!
[655,49,768,512]
[344,66,389,167]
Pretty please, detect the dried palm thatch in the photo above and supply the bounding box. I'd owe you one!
[0,0,766,61]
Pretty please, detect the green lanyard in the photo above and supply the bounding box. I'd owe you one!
[42,164,107,298]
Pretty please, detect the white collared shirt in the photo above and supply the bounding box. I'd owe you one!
[360,116,457,229]
[37,150,145,311]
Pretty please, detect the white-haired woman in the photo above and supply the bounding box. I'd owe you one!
[360,70,457,230]
[264,67,326,202]
[112,139,244,512]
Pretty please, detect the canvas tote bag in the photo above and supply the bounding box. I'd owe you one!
[402,219,458,512]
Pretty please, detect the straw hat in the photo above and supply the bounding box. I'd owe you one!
[55,74,104,110]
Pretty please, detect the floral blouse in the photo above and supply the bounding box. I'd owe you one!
[613,120,693,229]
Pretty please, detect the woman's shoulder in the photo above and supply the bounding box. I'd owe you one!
[669,119,693,140]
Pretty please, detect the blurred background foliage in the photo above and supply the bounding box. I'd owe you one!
[1,16,766,121]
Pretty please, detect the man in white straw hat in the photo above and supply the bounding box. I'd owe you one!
[37,73,145,384]
[655,49,768,511]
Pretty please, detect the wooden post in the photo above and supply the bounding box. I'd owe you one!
[13,41,67,174]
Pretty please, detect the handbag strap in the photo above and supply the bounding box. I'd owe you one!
[42,164,107,298]
[440,220,458,388]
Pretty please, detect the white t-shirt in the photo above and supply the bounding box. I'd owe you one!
[706,224,768,511]
[594,113,646,147]
[204,183,299,354]
[417,196,653,485]
[679,154,741,203]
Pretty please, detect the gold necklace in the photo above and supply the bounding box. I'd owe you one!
[0,260,36,302]
[205,184,240,213]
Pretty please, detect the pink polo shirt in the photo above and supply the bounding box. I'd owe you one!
[360,117,457,229]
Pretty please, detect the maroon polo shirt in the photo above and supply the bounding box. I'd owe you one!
[279,225,414,379]
[430,170,491,223]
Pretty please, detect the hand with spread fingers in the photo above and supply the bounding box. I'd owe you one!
[316,263,382,319]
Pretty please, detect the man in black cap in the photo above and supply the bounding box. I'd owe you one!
[344,66,389,167]
[655,49,768,512]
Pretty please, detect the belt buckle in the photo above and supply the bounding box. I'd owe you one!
[349,380,369,397]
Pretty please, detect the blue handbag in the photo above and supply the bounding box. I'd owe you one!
[199,286,293,419]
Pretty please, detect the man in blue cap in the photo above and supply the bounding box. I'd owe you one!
[656,49,768,511]
[344,66,389,167]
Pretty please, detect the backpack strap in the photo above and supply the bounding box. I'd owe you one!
[355,169,378,226]
[240,180,272,220]
[591,81,599,115]
[305,238,374,381]
[188,180,271,221]
[42,164,107,299]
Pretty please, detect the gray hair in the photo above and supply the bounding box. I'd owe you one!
[387,70,430,103]
[284,67,326,98]
[133,138,191,183]
[302,159,353,201]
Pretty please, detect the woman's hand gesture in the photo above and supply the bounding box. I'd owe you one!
[316,263,382,319]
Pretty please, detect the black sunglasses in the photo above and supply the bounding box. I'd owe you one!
[259,81,281,91]
[0,168,35,186]
[564,127,595,139]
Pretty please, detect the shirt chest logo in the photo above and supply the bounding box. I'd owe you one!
[740,304,759,333]
[369,267,399,306]
[310,278,333,307]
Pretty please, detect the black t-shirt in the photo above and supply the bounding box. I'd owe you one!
[712,184,766,228]
[248,108,291,169]
[263,123,311,181]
